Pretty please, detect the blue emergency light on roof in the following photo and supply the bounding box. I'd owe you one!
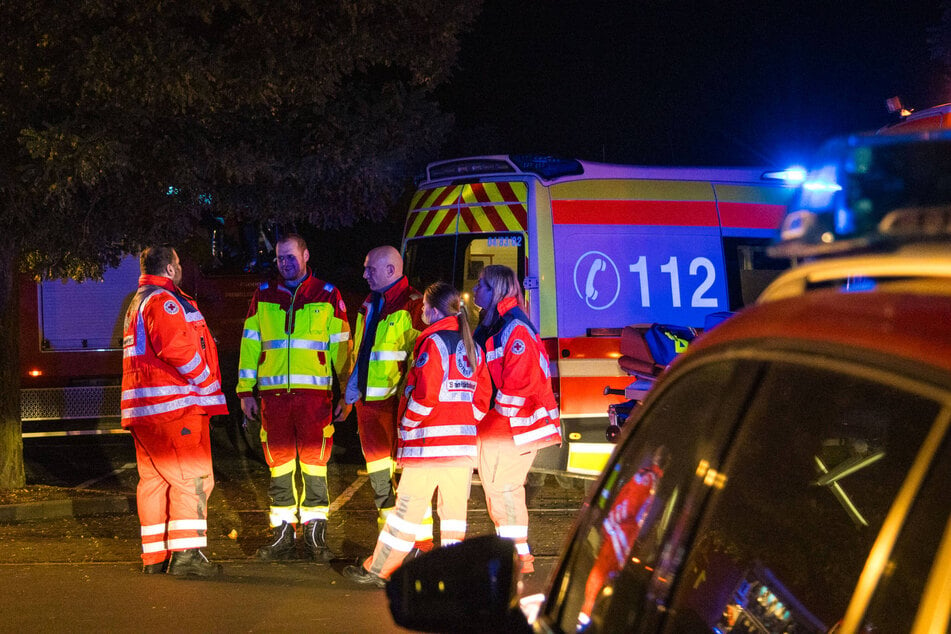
[762,167,807,183]
[802,181,843,193]
[509,155,584,180]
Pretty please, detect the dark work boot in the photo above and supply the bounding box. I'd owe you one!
[142,560,167,574]
[167,549,222,577]
[303,519,333,561]
[256,521,297,561]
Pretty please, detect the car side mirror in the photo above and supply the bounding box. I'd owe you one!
[386,535,530,633]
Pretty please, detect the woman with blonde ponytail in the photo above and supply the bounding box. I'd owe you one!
[343,282,491,587]
[472,265,562,575]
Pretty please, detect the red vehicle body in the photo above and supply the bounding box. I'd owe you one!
[18,260,261,431]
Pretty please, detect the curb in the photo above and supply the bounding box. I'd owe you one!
[0,495,136,522]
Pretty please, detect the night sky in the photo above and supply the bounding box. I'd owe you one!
[436,1,944,168]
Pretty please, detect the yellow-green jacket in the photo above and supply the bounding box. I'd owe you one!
[345,275,425,403]
[237,270,350,397]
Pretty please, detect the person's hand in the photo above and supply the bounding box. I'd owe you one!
[333,401,353,423]
[240,396,259,421]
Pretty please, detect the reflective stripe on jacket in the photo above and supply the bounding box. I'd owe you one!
[476,296,562,449]
[396,316,491,467]
[350,276,424,401]
[121,274,228,426]
[236,269,351,396]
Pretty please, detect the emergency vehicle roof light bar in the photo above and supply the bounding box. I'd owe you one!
[425,155,586,183]
[427,158,517,182]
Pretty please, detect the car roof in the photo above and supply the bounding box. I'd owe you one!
[758,242,951,302]
[686,290,951,376]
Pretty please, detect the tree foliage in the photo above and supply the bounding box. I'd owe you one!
[0,0,483,489]
[1,0,482,278]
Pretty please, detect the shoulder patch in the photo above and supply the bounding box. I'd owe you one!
[455,341,474,378]
[163,299,180,315]
[511,339,526,355]
[415,352,429,368]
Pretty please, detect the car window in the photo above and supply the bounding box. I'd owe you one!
[663,360,941,633]
[546,358,758,633]
[863,432,950,631]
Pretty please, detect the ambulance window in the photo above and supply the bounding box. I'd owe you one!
[460,233,525,321]
[722,238,789,309]
[403,232,525,319]
[404,235,459,291]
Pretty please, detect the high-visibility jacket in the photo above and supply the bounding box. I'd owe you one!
[348,275,425,402]
[397,316,491,467]
[236,269,350,397]
[121,274,228,426]
[475,297,562,450]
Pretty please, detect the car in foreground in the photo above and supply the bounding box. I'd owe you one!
[384,130,951,633]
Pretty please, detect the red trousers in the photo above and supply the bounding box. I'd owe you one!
[355,398,398,511]
[260,390,333,526]
[130,412,214,565]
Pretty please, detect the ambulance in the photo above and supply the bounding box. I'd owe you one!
[400,155,799,477]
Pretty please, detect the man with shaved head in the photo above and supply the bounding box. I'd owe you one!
[343,245,426,537]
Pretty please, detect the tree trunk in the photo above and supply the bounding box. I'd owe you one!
[0,239,25,490]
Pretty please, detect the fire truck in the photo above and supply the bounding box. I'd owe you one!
[400,155,800,477]
[879,100,951,133]
[18,256,261,437]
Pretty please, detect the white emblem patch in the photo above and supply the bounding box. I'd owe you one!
[415,352,429,368]
[511,339,526,355]
[455,341,474,378]
[163,300,180,315]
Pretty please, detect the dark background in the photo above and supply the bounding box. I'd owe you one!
[436,1,944,168]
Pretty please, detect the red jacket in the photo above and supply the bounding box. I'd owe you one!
[474,297,561,450]
[396,316,492,467]
[121,274,228,426]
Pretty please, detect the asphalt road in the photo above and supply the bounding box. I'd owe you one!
[4,419,590,632]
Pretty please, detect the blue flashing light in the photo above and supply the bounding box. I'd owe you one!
[166,186,180,196]
[802,181,843,193]
[510,154,584,180]
[198,193,212,205]
[845,276,877,292]
[834,207,855,235]
[763,166,807,183]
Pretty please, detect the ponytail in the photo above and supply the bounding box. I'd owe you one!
[424,281,481,369]
[457,303,479,369]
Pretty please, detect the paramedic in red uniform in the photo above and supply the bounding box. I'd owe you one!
[343,282,491,587]
[237,234,351,561]
[121,246,228,576]
[342,246,426,534]
[472,265,562,574]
